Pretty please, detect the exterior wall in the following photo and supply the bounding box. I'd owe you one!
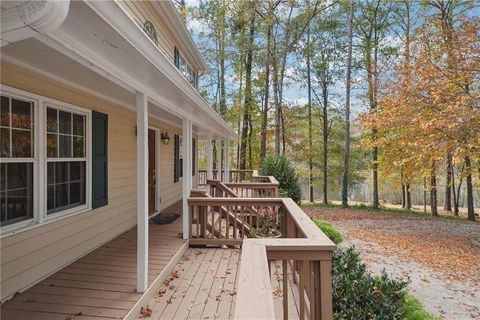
[0,61,195,301]
[118,0,197,73]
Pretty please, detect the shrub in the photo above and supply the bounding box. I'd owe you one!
[403,295,440,320]
[260,155,302,203]
[332,246,409,320]
[312,218,343,244]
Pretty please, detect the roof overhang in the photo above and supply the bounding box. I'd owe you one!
[1,0,236,140]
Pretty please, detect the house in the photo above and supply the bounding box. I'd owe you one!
[1,1,334,319]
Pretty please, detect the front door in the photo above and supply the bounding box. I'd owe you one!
[148,129,156,214]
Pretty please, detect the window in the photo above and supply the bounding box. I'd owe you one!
[143,20,158,45]
[0,87,92,232]
[46,107,86,215]
[173,47,198,89]
[0,95,34,226]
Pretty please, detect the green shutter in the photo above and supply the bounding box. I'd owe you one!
[174,134,179,182]
[192,138,196,176]
[174,47,180,68]
[92,111,108,209]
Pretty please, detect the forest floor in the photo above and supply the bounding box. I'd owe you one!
[305,205,480,320]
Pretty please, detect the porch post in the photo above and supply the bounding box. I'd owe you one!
[206,135,213,180]
[216,139,222,181]
[136,92,148,292]
[223,139,230,182]
[182,118,192,240]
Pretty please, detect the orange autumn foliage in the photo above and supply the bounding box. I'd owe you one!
[362,17,480,181]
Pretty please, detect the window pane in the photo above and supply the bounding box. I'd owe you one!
[73,137,84,158]
[59,135,71,157]
[73,114,84,136]
[55,162,68,183]
[70,182,82,204]
[47,162,55,185]
[47,185,55,211]
[1,96,10,127]
[55,183,68,208]
[47,160,86,215]
[59,111,71,134]
[12,129,31,157]
[11,99,32,129]
[47,108,57,133]
[0,162,33,226]
[47,133,57,158]
[1,128,10,157]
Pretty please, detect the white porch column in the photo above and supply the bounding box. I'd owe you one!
[206,135,213,180]
[223,139,230,182]
[136,92,148,292]
[182,118,192,240]
[216,139,222,181]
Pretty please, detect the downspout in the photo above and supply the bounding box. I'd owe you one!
[1,0,70,47]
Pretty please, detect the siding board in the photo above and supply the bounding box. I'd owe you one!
[0,61,196,301]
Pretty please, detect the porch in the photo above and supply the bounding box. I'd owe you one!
[0,202,187,320]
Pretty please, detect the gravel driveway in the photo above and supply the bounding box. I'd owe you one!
[306,207,480,320]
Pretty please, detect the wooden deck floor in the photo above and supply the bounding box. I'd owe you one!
[137,248,241,320]
[1,202,187,320]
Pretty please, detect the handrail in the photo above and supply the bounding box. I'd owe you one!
[187,197,335,319]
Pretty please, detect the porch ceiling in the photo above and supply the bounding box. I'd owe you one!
[0,0,236,140]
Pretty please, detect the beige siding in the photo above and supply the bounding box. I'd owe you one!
[0,61,195,301]
[119,1,174,63]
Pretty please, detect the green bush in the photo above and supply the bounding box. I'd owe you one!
[312,218,343,244]
[403,295,440,320]
[260,155,302,203]
[332,246,409,320]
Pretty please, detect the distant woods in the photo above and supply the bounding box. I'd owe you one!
[185,0,479,220]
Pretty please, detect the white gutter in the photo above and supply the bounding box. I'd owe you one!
[1,0,70,47]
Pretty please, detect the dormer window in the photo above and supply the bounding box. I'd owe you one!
[143,20,158,45]
[174,47,198,88]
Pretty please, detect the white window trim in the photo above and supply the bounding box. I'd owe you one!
[0,85,92,238]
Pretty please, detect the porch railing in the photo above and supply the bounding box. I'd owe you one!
[198,169,256,185]
[187,197,335,320]
[207,177,279,198]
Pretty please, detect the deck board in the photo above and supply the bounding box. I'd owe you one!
[138,248,242,320]
[1,202,186,320]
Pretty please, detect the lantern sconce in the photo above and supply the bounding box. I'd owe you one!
[161,131,170,145]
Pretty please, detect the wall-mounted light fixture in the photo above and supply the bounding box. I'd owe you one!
[161,131,170,145]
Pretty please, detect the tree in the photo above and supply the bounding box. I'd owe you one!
[342,0,354,208]
[354,0,392,209]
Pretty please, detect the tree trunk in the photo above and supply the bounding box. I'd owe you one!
[260,23,271,160]
[452,165,459,216]
[306,27,314,203]
[406,184,411,210]
[401,184,406,208]
[465,155,475,221]
[430,163,438,217]
[273,57,281,155]
[322,82,328,205]
[444,154,452,211]
[239,15,255,170]
[342,0,354,208]
[423,177,427,213]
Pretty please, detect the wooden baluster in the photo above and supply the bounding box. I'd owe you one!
[319,260,333,320]
[196,205,200,238]
[211,205,215,239]
[309,261,316,320]
[299,260,305,320]
[283,260,289,320]
[314,261,321,320]
[234,205,238,239]
[189,205,193,239]
[226,206,230,239]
